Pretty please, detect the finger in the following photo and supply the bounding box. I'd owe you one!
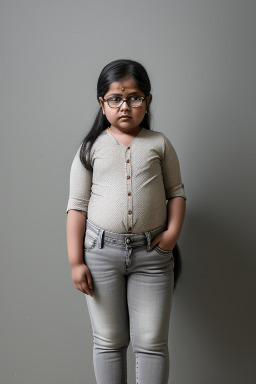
[150,234,161,248]
[81,282,93,297]
[85,270,93,290]
[74,283,81,292]
[74,280,91,296]
[150,239,159,249]
[78,283,87,294]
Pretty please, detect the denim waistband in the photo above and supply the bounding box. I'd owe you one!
[85,219,167,252]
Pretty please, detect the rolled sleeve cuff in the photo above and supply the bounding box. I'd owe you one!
[165,184,187,201]
[66,198,89,214]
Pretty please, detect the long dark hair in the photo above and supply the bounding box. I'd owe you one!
[173,243,182,291]
[79,58,182,291]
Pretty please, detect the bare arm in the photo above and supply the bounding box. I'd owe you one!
[154,134,187,251]
[166,196,186,243]
[150,197,186,251]
[66,210,93,296]
[66,210,87,267]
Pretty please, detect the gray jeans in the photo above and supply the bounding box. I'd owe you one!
[84,219,175,384]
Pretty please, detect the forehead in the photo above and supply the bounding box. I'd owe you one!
[106,77,141,94]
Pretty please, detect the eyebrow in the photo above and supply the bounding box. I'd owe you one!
[107,91,142,97]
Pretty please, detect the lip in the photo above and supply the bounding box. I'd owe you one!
[120,116,131,119]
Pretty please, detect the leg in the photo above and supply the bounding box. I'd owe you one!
[127,245,174,384]
[84,242,130,384]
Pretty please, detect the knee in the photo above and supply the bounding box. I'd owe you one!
[93,328,130,350]
[131,330,168,353]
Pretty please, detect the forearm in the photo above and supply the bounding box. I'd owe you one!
[166,197,186,242]
[66,210,87,267]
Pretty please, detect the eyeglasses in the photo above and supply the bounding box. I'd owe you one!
[103,96,146,108]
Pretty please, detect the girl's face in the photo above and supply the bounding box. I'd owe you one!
[99,76,152,133]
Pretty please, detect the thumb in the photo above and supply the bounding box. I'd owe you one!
[150,237,158,249]
[150,233,162,249]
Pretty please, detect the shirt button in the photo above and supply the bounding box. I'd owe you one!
[126,159,129,163]
[128,210,132,214]
[128,227,132,232]
[127,146,130,149]
[127,175,130,179]
[128,192,131,196]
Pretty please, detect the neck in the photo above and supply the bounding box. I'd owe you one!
[109,126,142,136]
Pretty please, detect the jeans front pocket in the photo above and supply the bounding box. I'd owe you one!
[154,245,174,256]
[84,232,97,251]
[152,245,175,271]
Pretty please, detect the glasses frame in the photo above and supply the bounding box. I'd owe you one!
[103,96,146,108]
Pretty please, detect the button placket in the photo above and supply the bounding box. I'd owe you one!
[125,146,133,232]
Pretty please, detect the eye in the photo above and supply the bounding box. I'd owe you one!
[109,97,122,102]
[129,96,140,101]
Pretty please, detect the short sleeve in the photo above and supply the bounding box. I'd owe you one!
[161,135,187,201]
[66,144,93,213]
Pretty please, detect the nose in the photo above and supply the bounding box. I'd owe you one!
[120,99,130,111]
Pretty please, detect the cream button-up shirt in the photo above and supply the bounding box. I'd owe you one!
[66,127,187,234]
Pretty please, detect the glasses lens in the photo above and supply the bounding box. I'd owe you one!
[107,96,143,108]
[108,97,122,108]
[129,96,143,107]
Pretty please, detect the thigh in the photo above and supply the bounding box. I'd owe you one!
[127,245,174,348]
[84,239,130,347]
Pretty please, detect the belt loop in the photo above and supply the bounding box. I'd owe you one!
[97,228,104,248]
[144,231,151,252]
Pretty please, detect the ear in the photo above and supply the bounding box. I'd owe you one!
[146,93,152,109]
[99,97,105,114]
[147,94,152,104]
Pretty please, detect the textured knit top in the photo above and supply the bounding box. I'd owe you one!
[66,127,187,234]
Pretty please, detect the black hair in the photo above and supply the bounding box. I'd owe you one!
[79,58,182,291]
[173,243,182,291]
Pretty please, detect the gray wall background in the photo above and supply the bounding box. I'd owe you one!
[1,1,255,383]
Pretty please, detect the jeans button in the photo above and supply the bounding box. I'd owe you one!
[126,237,131,244]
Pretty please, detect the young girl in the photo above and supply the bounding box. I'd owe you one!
[66,59,187,384]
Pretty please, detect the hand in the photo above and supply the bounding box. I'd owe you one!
[150,230,177,251]
[71,263,94,297]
